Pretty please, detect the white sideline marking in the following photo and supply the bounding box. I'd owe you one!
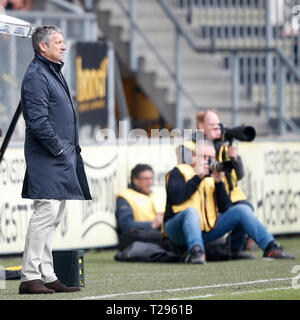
[170,286,294,300]
[76,277,294,300]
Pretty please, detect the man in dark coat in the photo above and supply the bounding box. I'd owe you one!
[19,25,92,295]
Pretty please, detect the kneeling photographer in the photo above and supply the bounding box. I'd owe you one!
[195,109,256,203]
[163,140,294,264]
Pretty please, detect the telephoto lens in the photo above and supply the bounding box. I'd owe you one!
[220,124,256,142]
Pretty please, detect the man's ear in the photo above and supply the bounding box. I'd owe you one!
[39,42,47,54]
[132,177,138,185]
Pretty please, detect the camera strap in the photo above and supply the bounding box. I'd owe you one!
[222,147,234,192]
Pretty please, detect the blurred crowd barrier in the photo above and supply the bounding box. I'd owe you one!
[0,140,300,254]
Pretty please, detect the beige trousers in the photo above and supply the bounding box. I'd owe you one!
[21,199,66,283]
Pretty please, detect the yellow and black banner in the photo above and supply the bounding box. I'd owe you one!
[76,41,108,127]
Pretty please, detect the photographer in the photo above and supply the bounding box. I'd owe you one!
[196,109,246,203]
[163,140,294,264]
[115,164,180,263]
[116,164,164,234]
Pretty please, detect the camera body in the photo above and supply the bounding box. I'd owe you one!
[208,158,234,174]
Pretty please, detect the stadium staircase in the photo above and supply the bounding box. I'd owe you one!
[96,0,278,134]
[1,0,298,137]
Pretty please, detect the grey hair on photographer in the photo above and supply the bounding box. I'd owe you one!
[31,25,62,54]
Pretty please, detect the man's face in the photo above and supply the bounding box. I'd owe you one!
[133,170,154,195]
[203,144,216,161]
[200,111,222,141]
[10,0,24,9]
[40,32,67,63]
[193,144,216,171]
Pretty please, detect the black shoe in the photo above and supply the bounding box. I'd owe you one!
[231,251,255,260]
[185,245,207,264]
[263,241,294,259]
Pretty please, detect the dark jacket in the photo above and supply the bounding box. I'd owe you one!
[21,53,91,200]
[214,139,244,180]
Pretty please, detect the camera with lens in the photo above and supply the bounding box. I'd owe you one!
[208,158,234,174]
[219,123,256,142]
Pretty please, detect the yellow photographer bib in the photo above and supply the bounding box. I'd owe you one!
[167,164,218,232]
[118,188,162,222]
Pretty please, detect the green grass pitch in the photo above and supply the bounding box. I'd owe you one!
[1,237,300,301]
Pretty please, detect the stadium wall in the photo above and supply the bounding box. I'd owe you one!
[0,141,299,254]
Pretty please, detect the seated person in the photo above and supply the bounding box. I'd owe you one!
[116,164,164,233]
[163,140,294,264]
[115,164,180,262]
[175,140,252,260]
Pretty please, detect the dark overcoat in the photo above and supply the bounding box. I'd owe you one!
[21,53,92,200]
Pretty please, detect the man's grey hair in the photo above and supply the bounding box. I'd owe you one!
[32,25,62,54]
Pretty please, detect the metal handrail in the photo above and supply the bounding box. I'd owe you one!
[113,0,300,131]
[114,0,200,112]
[7,10,96,20]
[45,0,84,14]
[157,0,208,52]
[158,0,300,80]
[156,0,300,134]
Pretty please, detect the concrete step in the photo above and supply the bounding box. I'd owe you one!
[147,69,232,84]
[139,52,229,78]
[109,12,174,30]
[99,0,169,16]
[179,98,252,110]
[137,47,225,65]
[97,0,268,133]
